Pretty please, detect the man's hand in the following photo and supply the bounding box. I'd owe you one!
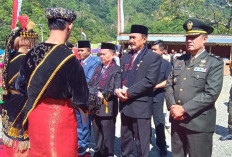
[121,89,129,102]
[114,88,128,101]
[170,105,186,120]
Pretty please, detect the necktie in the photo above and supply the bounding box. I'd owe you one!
[101,66,107,74]
[129,52,138,70]
[81,60,84,66]
[190,56,195,63]
[99,66,107,79]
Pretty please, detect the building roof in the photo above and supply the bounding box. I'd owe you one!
[117,34,232,46]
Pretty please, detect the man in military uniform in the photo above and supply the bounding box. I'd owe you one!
[220,66,232,141]
[76,40,101,155]
[115,25,161,157]
[151,40,172,157]
[165,19,223,157]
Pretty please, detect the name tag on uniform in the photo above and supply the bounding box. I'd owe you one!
[175,67,182,70]
[194,67,207,72]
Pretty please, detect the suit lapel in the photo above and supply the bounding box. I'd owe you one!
[134,49,149,79]
[83,55,92,68]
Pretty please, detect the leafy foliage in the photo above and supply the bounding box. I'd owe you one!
[0,0,232,49]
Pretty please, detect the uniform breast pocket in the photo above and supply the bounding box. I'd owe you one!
[191,72,206,87]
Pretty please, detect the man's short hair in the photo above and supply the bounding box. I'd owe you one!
[151,40,166,51]
[48,19,68,30]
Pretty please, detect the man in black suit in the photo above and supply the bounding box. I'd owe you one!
[165,19,223,157]
[151,40,172,157]
[88,43,120,157]
[115,25,161,157]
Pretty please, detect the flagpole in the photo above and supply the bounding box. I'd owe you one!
[118,0,124,35]
[117,0,121,35]
[120,0,124,33]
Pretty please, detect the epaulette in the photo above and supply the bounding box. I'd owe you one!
[177,54,190,60]
[209,53,222,61]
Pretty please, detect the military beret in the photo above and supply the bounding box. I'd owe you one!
[183,19,214,36]
[78,40,91,49]
[130,24,148,36]
[101,43,116,52]
[45,7,77,22]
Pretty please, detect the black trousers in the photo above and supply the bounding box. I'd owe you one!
[171,124,213,157]
[92,115,116,157]
[121,113,151,157]
[152,99,166,149]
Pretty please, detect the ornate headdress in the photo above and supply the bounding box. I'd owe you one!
[2,15,38,95]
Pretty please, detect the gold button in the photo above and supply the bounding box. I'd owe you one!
[183,78,187,80]
[187,68,190,70]
[177,100,181,103]
[180,88,183,92]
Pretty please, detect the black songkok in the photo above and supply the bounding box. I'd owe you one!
[78,41,91,49]
[183,19,214,36]
[45,7,77,22]
[101,43,116,52]
[130,24,148,36]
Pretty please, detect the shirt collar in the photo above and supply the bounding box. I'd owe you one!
[193,49,205,59]
[83,55,91,63]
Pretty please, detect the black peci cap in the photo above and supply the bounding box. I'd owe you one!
[101,43,116,52]
[78,40,91,49]
[130,24,148,36]
[183,19,214,36]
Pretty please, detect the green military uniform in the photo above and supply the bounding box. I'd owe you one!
[165,19,224,157]
[166,51,223,131]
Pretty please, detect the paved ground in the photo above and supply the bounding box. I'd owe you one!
[0,76,232,157]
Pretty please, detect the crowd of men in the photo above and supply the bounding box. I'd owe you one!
[1,6,231,157]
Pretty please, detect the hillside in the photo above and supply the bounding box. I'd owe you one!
[0,0,231,49]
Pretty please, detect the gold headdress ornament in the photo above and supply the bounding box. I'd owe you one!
[187,21,193,30]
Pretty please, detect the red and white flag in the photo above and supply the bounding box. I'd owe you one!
[81,28,87,40]
[12,0,23,30]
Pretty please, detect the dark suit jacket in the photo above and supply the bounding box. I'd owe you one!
[165,50,224,132]
[120,49,161,119]
[153,58,172,102]
[88,61,120,117]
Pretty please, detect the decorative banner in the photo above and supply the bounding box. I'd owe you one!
[11,0,23,30]
[12,0,18,29]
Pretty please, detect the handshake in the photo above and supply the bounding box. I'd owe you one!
[115,87,129,102]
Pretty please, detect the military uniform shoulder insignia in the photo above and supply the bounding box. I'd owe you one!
[209,54,222,60]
